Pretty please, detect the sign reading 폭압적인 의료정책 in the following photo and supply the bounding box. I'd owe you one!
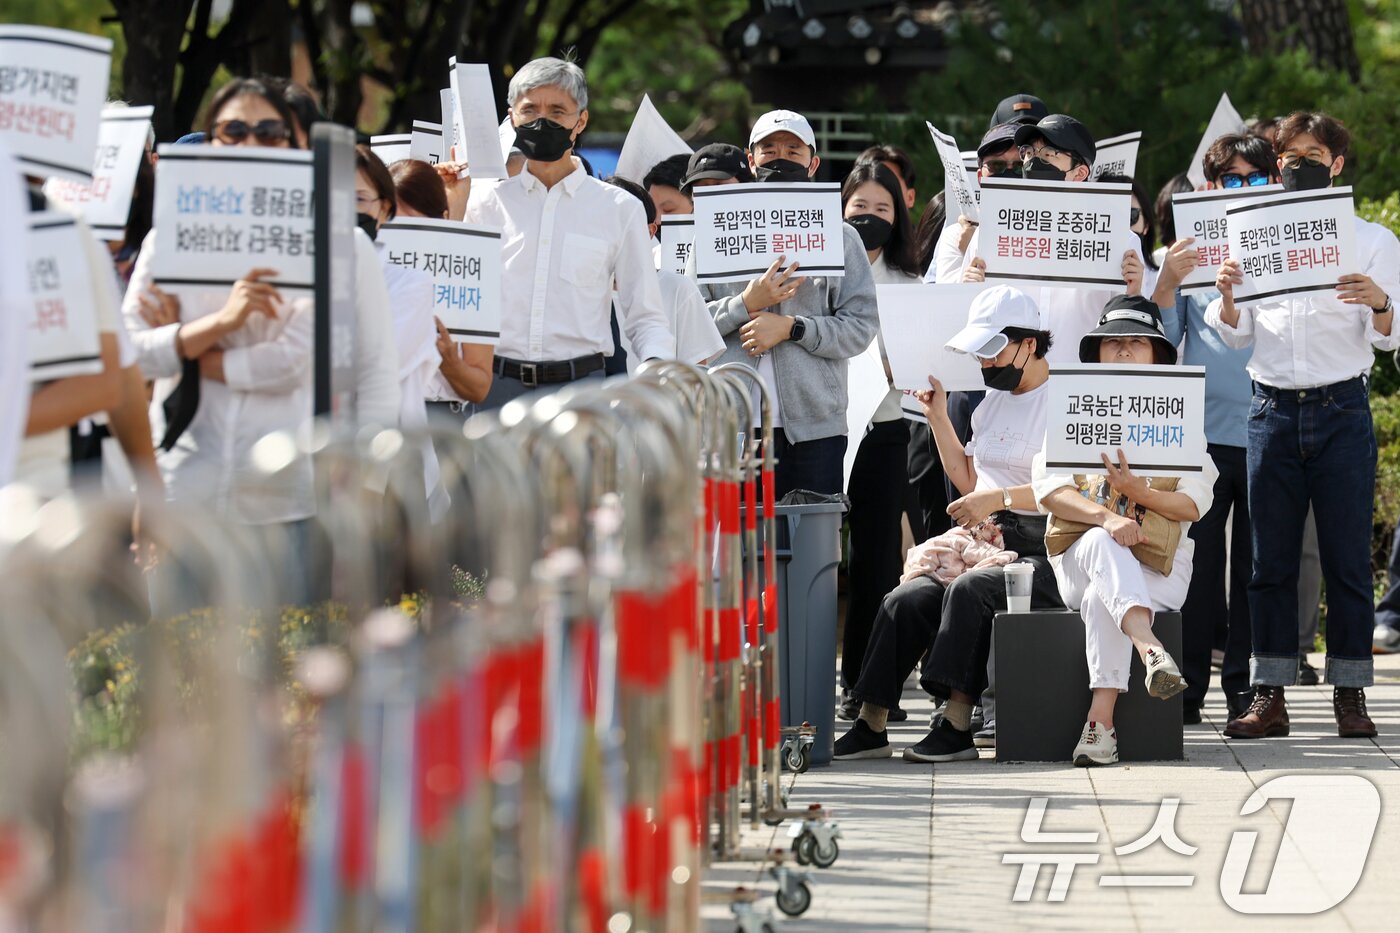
[25,211,102,380]
[1089,131,1141,181]
[976,177,1133,286]
[659,215,694,276]
[1044,365,1206,477]
[150,145,315,296]
[0,25,112,185]
[1168,184,1283,293]
[379,217,503,344]
[1225,186,1359,304]
[927,122,979,226]
[43,104,152,240]
[691,182,845,284]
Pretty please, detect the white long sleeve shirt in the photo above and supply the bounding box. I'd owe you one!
[618,269,725,371]
[1204,217,1400,389]
[466,165,674,363]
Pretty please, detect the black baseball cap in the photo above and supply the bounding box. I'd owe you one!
[1014,114,1096,167]
[1079,295,1177,365]
[682,143,749,191]
[990,94,1049,129]
[977,122,1021,160]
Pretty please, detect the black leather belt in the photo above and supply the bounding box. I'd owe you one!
[493,353,606,388]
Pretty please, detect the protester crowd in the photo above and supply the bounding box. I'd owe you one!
[4,40,1399,769]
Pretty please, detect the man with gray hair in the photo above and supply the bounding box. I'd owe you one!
[466,56,673,409]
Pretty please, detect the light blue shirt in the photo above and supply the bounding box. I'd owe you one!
[1160,289,1253,449]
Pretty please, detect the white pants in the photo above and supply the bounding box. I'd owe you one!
[1055,527,1193,692]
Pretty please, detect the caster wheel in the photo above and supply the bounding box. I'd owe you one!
[796,746,812,773]
[764,816,784,827]
[784,745,804,771]
[775,880,812,917]
[792,831,815,865]
[811,836,839,869]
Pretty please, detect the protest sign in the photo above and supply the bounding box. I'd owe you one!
[312,123,358,420]
[1169,184,1283,293]
[1045,365,1207,477]
[658,215,694,276]
[379,217,503,344]
[44,104,152,240]
[1226,187,1358,303]
[0,25,112,184]
[498,115,516,163]
[877,284,989,397]
[151,145,315,295]
[370,133,412,165]
[844,337,890,493]
[976,177,1133,286]
[928,122,979,225]
[450,59,507,179]
[1090,131,1141,180]
[440,88,455,159]
[25,211,102,380]
[1187,93,1245,189]
[961,151,981,210]
[616,94,692,184]
[410,120,442,163]
[691,182,844,284]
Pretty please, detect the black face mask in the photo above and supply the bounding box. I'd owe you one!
[1281,158,1333,192]
[756,158,811,183]
[513,117,576,163]
[981,341,1031,392]
[847,214,892,251]
[1022,158,1068,181]
[356,212,379,242]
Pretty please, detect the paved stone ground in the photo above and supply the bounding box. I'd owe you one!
[702,651,1400,931]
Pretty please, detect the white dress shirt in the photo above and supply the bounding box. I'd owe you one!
[466,165,674,363]
[1204,217,1400,388]
[0,143,28,489]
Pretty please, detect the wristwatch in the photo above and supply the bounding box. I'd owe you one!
[789,316,807,342]
[1001,487,1013,509]
[1376,294,1394,315]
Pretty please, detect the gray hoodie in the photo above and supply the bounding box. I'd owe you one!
[699,223,879,443]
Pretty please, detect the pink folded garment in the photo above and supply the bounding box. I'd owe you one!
[900,522,1020,585]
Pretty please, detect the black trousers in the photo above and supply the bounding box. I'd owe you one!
[842,419,910,689]
[906,421,950,541]
[771,431,846,500]
[1181,444,1253,707]
[852,512,1062,709]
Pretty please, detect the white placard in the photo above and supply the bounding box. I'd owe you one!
[498,115,516,163]
[369,133,412,165]
[928,122,978,225]
[25,211,101,379]
[1090,131,1141,180]
[876,283,990,395]
[976,177,1132,286]
[410,120,442,163]
[1226,187,1358,304]
[844,337,890,493]
[1045,365,1207,477]
[616,94,692,183]
[440,87,456,159]
[151,146,315,294]
[451,59,507,179]
[658,215,694,276]
[1187,93,1245,189]
[961,150,981,209]
[379,217,503,344]
[1169,184,1283,293]
[0,25,113,184]
[43,104,152,240]
[691,183,845,284]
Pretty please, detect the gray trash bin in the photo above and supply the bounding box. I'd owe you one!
[772,499,846,767]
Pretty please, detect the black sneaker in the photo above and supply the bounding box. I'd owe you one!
[833,719,892,760]
[1298,656,1319,686]
[902,719,978,763]
[970,704,985,733]
[887,706,909,723]
[1183,703,1202,725]
[973,721,996,748]
[836,693,861,721]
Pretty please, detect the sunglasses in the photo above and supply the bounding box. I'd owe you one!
[1219,170,1270,188]
[212,119,291,144]
[1130,207,1142,226]
[981,159,1019,176]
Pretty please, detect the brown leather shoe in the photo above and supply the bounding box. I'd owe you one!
[1223,685,1289,738]
[1334,687,1378,738]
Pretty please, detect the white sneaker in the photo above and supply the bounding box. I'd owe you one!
[1073,721,1118,767]
[1144,647,1187,699]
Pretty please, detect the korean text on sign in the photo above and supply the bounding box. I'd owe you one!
[658,215,695,277]
[44,105,154,240]
[927,122,979,225]
[1088,131,1141,181]
[1226,187,1359,303]
[378,217,504,345]
[1169,185,1283,293]
[977,178,1133,286]
[25,211,102,380]
[692,182,845,284]
[151,146,315,294]
[0,25,113,185]
[1045,364,1206,477]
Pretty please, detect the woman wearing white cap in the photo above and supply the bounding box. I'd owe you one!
[834,285,1063,762]
[1032,295,1215,766]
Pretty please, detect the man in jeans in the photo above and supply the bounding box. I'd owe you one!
[696,109,879,496]
[1207,111,1399,739]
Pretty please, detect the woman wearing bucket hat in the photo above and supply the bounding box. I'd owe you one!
[1032,295,1217,766]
